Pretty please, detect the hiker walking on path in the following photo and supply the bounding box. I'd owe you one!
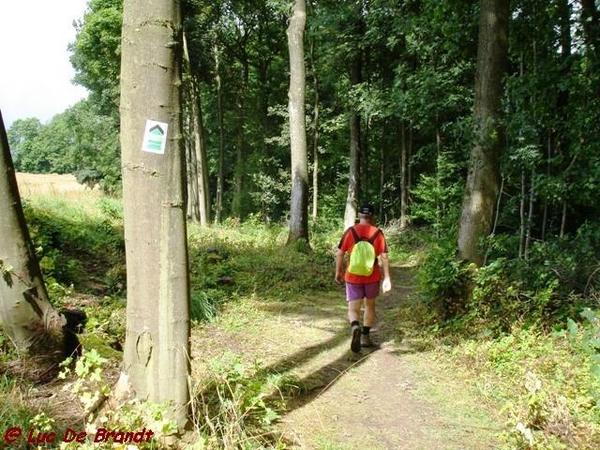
[335,203,392,353]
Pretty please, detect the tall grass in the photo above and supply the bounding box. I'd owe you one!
[0,374,40,435]
[190,352,303,449]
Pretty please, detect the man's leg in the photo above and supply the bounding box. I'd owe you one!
[348,298,362,324]
[362,297,376,327]
[361,296,377,347]
[348,299,362,353]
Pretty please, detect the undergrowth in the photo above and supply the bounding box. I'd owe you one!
[3,194,600,449]
[22,195,125,297]
[1,194,333,449]
[447,316,600,449]
[414,227,600,449]
[190,351,303,449]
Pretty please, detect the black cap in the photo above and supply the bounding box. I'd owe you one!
[359,203,375,215]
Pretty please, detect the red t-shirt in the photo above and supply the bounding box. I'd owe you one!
[338,223,388,284]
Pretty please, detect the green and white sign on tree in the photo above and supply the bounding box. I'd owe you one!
[141,120,168,154]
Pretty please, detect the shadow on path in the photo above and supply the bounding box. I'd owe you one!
[261,266,423,414]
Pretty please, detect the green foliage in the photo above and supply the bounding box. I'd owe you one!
[8,101,122,194]
[188,222,332,308]
[7,117,42,168]
[455,325,600,450]
[567,309,600,405]
[418,233,473,322]
[471,225,600,331]
[419,219,600,335]
[59,349,111,415]
[80,297,126,358]
[0,375,41,438]
[188,230,235,323]
[192,351,301,449]
[248,159,291,222]
[64,101,122,194]
[7,0,600,237]
[410,147,464,231]
[70,0,123,117]
[58,349,177,449]
[10,114,76,173]
[22,195,125,297]
[232,242,331,301]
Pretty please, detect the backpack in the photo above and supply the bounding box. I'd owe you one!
[347,227,382,276]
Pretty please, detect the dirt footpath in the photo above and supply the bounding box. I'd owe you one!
[193,267,503,449]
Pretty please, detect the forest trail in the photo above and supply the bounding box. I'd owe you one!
[192,266,504,449]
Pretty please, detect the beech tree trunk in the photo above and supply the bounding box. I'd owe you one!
[214,43,225,224]
[0,109,70,373]
[399,120,409,229]
[286,0,310,248]
[183,34,210,226]
[119,0,190,428]
[192,96,210,226]
[457,0,509,265]
[343,51,362,230]
[232,61,249,218]
[185,115,200,221]
[310,37,320,220]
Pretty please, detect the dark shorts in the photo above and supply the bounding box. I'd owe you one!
[345,282,380,302]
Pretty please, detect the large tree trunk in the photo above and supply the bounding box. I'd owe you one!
[343,50,362,230]
[0,109,70,373]
[192,95,211,227]
[214,43,225,224]
[344,109,360,230]
[286,0,310,249]
[232,60,249,218]
[310,37,320,220]
[185,115,200,221]
[399,120,409,229]
[119,0,190,429]
[457,0,509,265]
[0,112,86,382]
[183,34,210,226]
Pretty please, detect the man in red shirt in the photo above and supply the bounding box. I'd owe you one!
[335,204,392,353]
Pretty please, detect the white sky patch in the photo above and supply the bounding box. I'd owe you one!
[0,0,89,128]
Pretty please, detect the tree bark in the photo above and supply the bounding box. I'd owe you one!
[399,120,409,229]
[0,109,67,364]
[343,49,362,229]
[185,114,200,221]
[310,37,320,220]
[457,0,509,265]
[344,108,360,230]
[214,43,225,224]
[119,0,190,428]
[232,61,248,218]
[183,33,210,226]
[193,95,210,227]
[286,0,310,248]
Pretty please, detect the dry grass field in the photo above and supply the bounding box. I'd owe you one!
[15,172,92,197]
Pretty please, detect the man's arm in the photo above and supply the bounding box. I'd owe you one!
[380,252,392,293]
[335,248,345,284]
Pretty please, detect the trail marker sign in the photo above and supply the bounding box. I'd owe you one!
[142,120,168,154]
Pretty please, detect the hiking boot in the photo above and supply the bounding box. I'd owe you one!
[361,333,375,348]
[350,324,361,353]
